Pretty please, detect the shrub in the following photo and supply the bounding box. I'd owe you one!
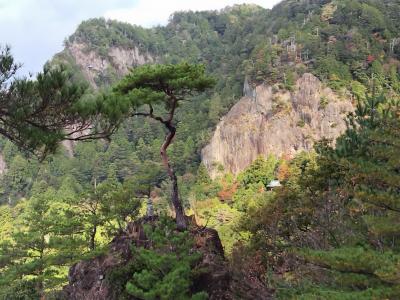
[125,217,208,300]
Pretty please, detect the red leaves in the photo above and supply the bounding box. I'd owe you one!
[367,55,376,64]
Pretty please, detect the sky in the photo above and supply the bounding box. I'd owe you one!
[0,0,281,76]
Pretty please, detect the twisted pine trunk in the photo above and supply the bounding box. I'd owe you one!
[160,123,187,230]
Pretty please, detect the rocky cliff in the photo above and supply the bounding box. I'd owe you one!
[55,42,155,155]
[66,41,155,88]
[202,73,354,178]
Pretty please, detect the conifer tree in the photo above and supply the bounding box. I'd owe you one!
[0,187,85,297]
[125,217,207,300]
[298,95,400,298]
[0,45,117,157]
[114,62,214,230]
[240,94,400,299]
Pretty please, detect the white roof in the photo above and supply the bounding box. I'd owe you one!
[267,180,281,188]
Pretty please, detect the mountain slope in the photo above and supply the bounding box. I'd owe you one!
[1,1,400,298]
[49,0,400,176]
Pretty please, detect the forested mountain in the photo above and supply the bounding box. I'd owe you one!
[1,0,400,298]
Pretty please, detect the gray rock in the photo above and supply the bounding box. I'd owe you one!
[202,73,353,178]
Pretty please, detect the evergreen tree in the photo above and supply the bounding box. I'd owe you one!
[237,94,400,299]
[297,94,400,298]
[0,46,118,157]
[124,217,207,300]
[0,188,84,297]
[113,63,214,230]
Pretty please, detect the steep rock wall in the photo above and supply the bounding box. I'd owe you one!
[202,73,353,178]
[67,41,155,88]
[57,42,155,155]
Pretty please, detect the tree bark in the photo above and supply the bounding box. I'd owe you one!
[37,240,45,298]
[89,225,97,250]
[160,123,187,230]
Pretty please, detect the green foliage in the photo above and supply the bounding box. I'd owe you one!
[315,56,352,89]
[1,155,36,203]
[237,94,400,298]
[190,164,220,201]
[0,279,41,300]
[0,160,142,296]
[52,0,400,178]
[0,45,118,157]
[350,80,367,101]
[108,217,208,300]
[232,182,272,212]
[114,62,215,106]
[68,18,164,57]
[112,62,214,229]
[300,247,400,285]
[0,189,85,296]
[2,0,400,297]
[319,96,329,109]
[238,156,279,188]
[192,197,245,254]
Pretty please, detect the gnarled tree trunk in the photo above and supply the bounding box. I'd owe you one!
[160,123,187,230]
[89,224,97,250]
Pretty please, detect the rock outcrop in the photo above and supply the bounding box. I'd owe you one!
[61,217,231,300]
[202,73,353,178]
[56,42,155,156]
[67,41,155,88]
[0,154,6,176]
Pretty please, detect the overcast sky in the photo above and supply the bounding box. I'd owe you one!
[0,0,281,76]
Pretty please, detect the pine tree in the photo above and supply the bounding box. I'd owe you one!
[0,45,117,157]
[298,95,400,298]
[0,187,85,297]
[113,63,215,230]
[125,217,207,300]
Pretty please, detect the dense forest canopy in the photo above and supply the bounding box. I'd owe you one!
[0,0,400,298]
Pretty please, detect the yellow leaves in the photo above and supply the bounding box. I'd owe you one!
[374,262,400,285]
[282,271,296,283]
[321,2,338,22]
[0,205,13,242]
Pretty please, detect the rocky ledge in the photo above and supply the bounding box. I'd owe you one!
[60,217,231,300]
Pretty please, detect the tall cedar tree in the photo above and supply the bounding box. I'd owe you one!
[0,46,117,157]
[114,63,214,230]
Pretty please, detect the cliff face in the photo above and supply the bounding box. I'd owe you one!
[66,41,155,88]
[56,42,155,155]
[202,73,353,178]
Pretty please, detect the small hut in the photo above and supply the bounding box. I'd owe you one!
[267,179,282,191]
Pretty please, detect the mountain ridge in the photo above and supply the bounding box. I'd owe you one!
[1,0,400,298]
[49,0,400,176]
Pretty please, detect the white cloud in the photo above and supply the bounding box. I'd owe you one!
[104,0,281,27]
[0,0,26,16]
[0,0,134,75]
